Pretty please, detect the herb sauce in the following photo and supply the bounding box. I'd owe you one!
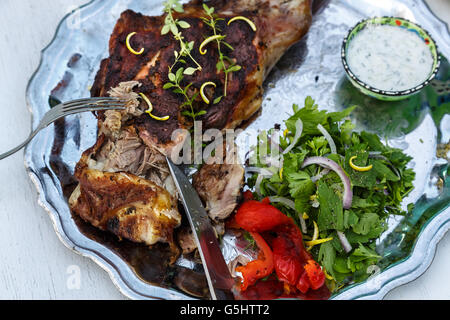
[347,24,434,92]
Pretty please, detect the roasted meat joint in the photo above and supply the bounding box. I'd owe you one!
[69,0,312,274]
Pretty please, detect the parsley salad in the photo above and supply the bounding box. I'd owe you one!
[241,97,415,294]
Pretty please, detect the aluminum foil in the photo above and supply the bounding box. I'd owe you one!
[24,0,450,299]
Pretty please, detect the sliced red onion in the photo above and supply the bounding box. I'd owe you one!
[301,156,353,209]
[309,124,337,183]
[337,230,353,253]
[245,167,273,175]
[268,196,307,234]
[283,119,303,155]
[317,123,337,154]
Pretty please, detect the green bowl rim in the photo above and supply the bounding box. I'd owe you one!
[341,16,441,97]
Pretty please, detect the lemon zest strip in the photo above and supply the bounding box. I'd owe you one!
[323,269,334,280]
[140,93,170,121]
[140,93,153,112]
[228,16,257,32]
[305,237,333,246]
[349,156,373,172]
[199,35,224,55]
[312,221,319,241]
[148,113,170,121]
[126,32,144,55]
[200,82,216,104]
[305,237,333,251]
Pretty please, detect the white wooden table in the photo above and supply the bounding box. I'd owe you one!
[0,0,448,300]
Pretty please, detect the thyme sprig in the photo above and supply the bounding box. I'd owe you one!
[162,0,202,75]
[163,67,206,121]
[162,0,205,122]
[202,4,241,100]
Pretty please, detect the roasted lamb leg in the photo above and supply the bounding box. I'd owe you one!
[70,0,313,250]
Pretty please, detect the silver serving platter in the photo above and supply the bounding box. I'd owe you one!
[25,0,450,300]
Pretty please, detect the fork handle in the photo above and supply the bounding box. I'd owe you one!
[0,129,41,160]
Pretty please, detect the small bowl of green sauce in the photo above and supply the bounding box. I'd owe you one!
[342,17,440,101]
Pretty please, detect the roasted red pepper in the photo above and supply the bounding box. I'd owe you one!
[235,232,274,291]
[304,259,326,290]
[235,199,291,232]
[271,222,326,294]
[233,198,329,299]
[296,271,311,294]
[271,233,303,285]
[274,221,313,263]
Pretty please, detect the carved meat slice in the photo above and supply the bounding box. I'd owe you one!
[193,141,244,221]
[69,169,181,248]
[193,162,244,220]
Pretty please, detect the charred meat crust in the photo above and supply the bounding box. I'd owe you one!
[74,170,160,226]
[91,0,312,147]
[70,167,181,249]
[91,9,260,143]
[70,133,181,252]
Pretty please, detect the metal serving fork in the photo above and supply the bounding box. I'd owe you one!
[0,97,126,160]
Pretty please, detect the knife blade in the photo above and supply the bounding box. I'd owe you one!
[166,157,236,300]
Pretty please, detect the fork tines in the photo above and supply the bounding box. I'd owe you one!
[63,97,127,109]
[61,97,127,112]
